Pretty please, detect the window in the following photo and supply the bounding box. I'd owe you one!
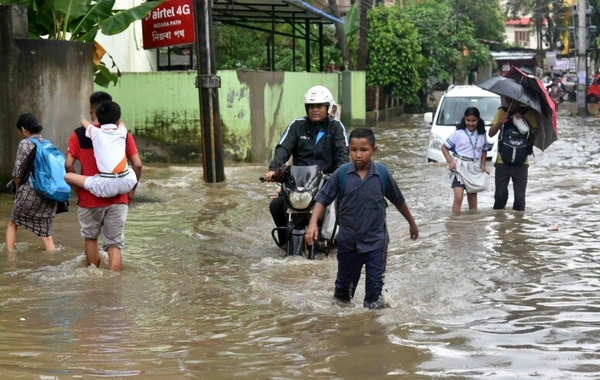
[515,31,530,45]
[436,97,501,126]
[157,45,196,71]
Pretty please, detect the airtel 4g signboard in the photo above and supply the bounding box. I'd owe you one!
[142,0,195,49]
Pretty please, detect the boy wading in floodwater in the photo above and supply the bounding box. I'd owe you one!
[305,128,419,309]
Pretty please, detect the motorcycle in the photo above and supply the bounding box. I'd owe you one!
[261,165,337,259]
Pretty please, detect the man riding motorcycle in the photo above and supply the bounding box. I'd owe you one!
[263,85,349,247]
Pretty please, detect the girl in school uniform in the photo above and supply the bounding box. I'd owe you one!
[441,107,490,212]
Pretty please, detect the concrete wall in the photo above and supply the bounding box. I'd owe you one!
[0,5,94,188]
[96,70,366,163]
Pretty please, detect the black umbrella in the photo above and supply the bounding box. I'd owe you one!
[476,76,542,114]
[504,66,557,151]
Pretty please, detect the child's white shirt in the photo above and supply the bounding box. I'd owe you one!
[444,128,488,159]
[85,123,128,174]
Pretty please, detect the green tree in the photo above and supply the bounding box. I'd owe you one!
[214,21,341,73]
[0,0,163,86]
[455,0,505,44]
[214,23,268,69]
[404,0,490,106]
[590,0,600,60]
[366,5,421,103]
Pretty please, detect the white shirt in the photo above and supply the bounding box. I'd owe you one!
[86,123,128,174]
[444,128,488,159]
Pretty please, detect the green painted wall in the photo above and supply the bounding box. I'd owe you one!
[351,71,366,125]
[97,70,365,163]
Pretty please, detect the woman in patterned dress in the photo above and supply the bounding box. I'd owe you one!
[5,113,57,251]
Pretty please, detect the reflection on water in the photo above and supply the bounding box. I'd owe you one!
[1,112,600,378]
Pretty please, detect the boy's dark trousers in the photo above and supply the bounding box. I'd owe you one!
[493,163,529,211]
[334,246,388,307]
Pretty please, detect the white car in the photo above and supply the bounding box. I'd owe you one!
[424,85,501,163]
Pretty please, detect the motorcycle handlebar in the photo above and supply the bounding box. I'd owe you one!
[260,169,329,183]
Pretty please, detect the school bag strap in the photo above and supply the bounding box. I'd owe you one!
[336,162,389,200]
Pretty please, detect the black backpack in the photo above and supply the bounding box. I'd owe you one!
[498,117,532,165]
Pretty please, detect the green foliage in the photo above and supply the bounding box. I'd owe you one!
[214,23,267,69]
[214,21,341,72]
[503,0,538,20]
[344,2,359,37]
[0,0,163,86]
[455,0,505,43]
[0,0,162,41]
[592,0,600,53]
[404,0,459,84]
[344,2,359,70]
[366,5,421,100]
[94,61,118,87]
[402,0,490,106]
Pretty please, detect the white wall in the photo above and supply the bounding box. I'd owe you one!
[96,0,157,73]
[504,23,542,49]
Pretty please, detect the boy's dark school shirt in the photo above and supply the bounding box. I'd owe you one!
[315,162,405,253]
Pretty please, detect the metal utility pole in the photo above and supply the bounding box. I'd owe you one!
[193,0,225,182]
[576,0,587,116]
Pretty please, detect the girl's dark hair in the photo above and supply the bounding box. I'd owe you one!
[456,107,485,134]
[16,113,43,134]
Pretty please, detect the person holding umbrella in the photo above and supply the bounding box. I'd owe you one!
[488,98,538,211]
[477,66,558,211]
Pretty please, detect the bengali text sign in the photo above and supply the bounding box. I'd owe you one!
[142,0,195,49]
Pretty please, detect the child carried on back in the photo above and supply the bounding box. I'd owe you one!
[64,100,137,198]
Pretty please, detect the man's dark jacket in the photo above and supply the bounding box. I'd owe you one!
[268,116,349,173]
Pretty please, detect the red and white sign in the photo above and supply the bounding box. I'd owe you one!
[142,0,195,50]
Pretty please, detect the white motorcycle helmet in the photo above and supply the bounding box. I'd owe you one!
[304,85,335,116]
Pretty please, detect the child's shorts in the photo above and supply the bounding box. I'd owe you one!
[451,174,465,189]
[84,169,137,198]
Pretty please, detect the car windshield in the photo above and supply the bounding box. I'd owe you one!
[435,96,501,126]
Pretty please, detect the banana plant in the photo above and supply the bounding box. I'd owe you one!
[0,0,164,86]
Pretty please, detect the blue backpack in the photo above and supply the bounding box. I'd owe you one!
[336,162,389,200]
[27,138,71,202]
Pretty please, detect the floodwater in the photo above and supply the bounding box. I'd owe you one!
[1,107,600,379]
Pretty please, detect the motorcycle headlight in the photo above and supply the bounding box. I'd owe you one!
[288,190,314,209]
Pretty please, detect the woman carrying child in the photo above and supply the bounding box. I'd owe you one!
[441,107,489,212]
